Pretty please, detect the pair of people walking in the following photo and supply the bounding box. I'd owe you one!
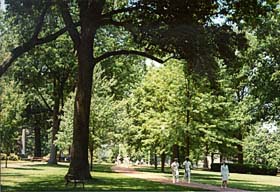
[170,157,192,183]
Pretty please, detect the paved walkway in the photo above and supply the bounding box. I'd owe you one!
[112,165,248,192]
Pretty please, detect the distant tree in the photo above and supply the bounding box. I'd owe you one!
[244,125,280,168]
[12,34,77,163]
[0,78,25,167]
[247,9,280,123]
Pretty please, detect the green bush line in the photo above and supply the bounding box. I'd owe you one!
[0,153,20,161]
[211,163,277,176]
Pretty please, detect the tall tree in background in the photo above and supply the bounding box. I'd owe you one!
[0,78,25,167]
[0,0,276,179]
[248,9,280,124]
[12,35,77,163]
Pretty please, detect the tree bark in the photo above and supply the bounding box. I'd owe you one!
[66,24,95,180]
[211,153,214,165]
[203,145,209,169]
[160,152,166,173]
[48,79,60,164]
[172,144,179,161]
[237,131,244,164]
[34,125,41,157]
[154,153,157,169]
[89,143,94,171]
[184,64,192,157]
[237,143,244,164]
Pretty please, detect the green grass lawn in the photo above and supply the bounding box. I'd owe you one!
[1,163,201,191]
[136,166,280,191]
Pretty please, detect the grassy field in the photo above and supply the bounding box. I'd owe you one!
[1,163,201,191]
[136,166,280,191]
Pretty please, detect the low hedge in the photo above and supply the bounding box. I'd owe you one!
[0,153,20,161]
[8,153,20,161]
[0,153,7,160]
[211,163,277,176]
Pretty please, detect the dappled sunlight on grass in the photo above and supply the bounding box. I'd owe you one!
[2,163,198,191]
[136,166,280,191]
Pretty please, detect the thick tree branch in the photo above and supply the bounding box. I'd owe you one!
[100,17,127,27]
[31,0,52,41]
[32,84,53,113]
[0,2,52,77]
[103,6,139,17]
[58,1,80,47]
[0,21,81,77]
[0,46,30,77]
[36,22,80,45]
[94,50,166,64]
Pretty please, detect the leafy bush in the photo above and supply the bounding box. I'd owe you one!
[0,153,7,160]
[211,163,277,176]
[8,153,19,161]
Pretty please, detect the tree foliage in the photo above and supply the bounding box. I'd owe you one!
[0,78,25,154]
[244,125,280,168]
[0,0,277,179]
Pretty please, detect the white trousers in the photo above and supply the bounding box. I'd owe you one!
[184,170,191,183]
[172,170,179,183]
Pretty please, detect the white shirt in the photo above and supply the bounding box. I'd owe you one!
[221,164,229,180]
[183,160,192,171]
[171,161,179,172]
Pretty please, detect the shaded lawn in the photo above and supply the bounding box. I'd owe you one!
[136,166,280,191]
[2,163,201,191]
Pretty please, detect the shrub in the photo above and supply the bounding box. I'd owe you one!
[8,153,19,161]
[211,163,277,176]
[0,153,7,160]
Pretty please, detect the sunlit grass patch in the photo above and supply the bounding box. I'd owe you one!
[1,163,201,191]
[135,165,280,191]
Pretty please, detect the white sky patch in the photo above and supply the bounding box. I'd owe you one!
[145,58,162,68]
[0,0,5,10]
[262,121,278,132]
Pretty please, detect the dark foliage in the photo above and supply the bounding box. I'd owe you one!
[211,163,278,176]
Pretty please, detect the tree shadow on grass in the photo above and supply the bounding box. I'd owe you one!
[13,167,44,171]
[135,167,280,191]
[2,164,204,191]
[87,176,200,191]
[192,173,280,191]
[3,174,198,191]
[2,172,25,176]
[26,163,70,168]
[92,163,114,173]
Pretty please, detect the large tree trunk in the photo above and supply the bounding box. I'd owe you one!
[160,152,166,173]
[172,144,179,161]
[48,80,60,164]
[237,132,244,164]
[154,153,157,169]
[66,24,95,180]
[89,143,94,171]
[185,131,190,157]
[34,125,41,157]
[203,146,209,169]
[184,64,192,157]
[184,105,191,157]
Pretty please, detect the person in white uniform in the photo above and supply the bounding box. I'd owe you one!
[170,158,179,183]
[183,157,192,183]
[220,160,230,188]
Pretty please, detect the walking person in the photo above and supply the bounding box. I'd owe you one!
[183,157,192,183]
[170,158,179,183]
[220,160,230,188]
